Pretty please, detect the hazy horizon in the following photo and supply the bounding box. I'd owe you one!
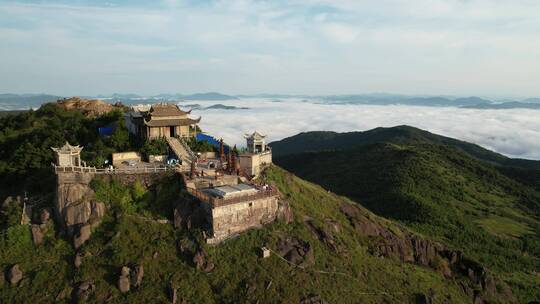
[1,91,538,101]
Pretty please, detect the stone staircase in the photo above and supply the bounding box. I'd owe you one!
[166,137,196,165]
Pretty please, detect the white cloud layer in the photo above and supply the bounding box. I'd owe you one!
[186,99,540,160]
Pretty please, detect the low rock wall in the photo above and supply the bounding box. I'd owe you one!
[208,195,279,244]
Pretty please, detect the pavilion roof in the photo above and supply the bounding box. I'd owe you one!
[244,131,266,140]
[51,142,83,153]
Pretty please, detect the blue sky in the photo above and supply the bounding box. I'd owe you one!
[1,0,539,96]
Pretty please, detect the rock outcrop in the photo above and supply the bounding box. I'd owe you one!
[74,253,83,268]
[130,264,144,288]
[30,224,44,245]
[193,250,215,273]
[277,237,315,267]
[113,264,145,294]
[55,172,105,249]
[73,224,91,250]
[28,208,52,246]
[117,266,131,293]
[277,199,294,223]
[39,208,50,224]
[305,220,343,254]
[73,280,95,302]
[173,200,199,230]
[300,294,328,304]
[55,97,123,117]
[7,264,23,286]
[339,202,516,303]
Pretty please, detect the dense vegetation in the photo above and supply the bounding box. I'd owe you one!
[185,137,217,153]
[0,104,132,196]
[273,132,540,302]
[140,138,169,157]
[0,105,183,196]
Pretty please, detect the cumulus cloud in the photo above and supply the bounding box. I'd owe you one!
[186,99,540,160]
[1,1,540,96]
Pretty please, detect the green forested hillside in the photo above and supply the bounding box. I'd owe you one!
[270,125,540,170]
[274,141,540,302]
[1,166,500,303]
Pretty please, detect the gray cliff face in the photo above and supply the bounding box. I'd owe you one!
[55,172,105,247]
[54,171,167,247]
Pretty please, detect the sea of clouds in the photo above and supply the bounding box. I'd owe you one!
[183,98,540,160]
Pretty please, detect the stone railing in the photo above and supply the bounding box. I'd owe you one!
[179,137,197,160]
[187,187,278,208]
[52,164,189,174]
[166,137,197,163]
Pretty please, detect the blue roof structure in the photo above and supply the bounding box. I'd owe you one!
[196,133,230,153]
[98,125,117,136]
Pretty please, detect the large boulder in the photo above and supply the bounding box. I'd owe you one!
[192,250,215,273]
[130,264,144,288]
[277,237,315,267]
[64,201,92,227]
[7,264,23,286]
[277,200,294,223]
[118,277,130,293]
[73,280,95,302]
[30,224,44,245]
[117,266,131,293]
[73,224,91,249]
[39,208,51,224]
[74,253,83,268]
[57,183,93,216]
[55,174,104,228]
[89,201,106,226]
[305,220,342,253]
[173,200,200,230]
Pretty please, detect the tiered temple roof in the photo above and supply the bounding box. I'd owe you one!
[144,117,201,127]
[148,103,192,116]
[143,104,201,127]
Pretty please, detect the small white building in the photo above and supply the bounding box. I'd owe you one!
[52,142,83,167]
[239,131,272,177]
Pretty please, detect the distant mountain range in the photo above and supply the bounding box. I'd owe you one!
[316,94,540,108]
[180,103,250,111]
[0,94,62,110]
[1,92,540,110]
[0,92,239,110]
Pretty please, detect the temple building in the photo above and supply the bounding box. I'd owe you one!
[239,131,273,177]
[125,103,201,140]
